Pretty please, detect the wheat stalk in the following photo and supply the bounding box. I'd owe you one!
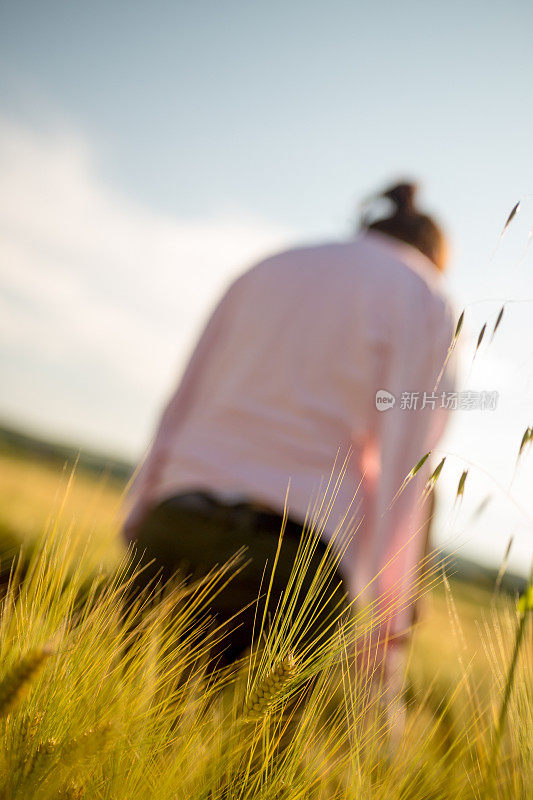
[19,736,59,787]
[18,724,112,796]
[486,578,533,791]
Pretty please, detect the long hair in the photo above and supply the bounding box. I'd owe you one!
[361,182,447,271]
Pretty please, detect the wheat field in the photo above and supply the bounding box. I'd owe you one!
[0,449,530,799]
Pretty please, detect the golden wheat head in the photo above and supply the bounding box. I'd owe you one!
[0,647,53,719]
[243,653,298,720]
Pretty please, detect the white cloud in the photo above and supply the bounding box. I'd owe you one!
[0,117,295,455]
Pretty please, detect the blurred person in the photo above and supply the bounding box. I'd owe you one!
[122,182,455,669]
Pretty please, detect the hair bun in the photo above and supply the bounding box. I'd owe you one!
[383,182,418,215]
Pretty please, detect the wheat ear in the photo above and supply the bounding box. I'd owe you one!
[243,654,297,719]
[59,722,113,767]
[0,648,53,718]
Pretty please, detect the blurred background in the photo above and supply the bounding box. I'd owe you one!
[1,0,532,580]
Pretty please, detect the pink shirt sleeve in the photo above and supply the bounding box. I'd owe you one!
[122,279,241,538]
[363,293,456,645]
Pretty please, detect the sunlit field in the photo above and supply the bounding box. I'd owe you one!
[0,448,530,799]
[0,450,124,573]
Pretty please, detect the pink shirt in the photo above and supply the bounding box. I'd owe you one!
[125,230,456,638]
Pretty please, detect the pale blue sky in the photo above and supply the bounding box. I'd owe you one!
[2,1,532,238]
[1,0,532,574]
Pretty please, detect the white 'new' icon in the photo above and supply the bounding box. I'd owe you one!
[375,389,396,411]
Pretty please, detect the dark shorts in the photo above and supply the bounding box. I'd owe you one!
[131,492,348,663]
